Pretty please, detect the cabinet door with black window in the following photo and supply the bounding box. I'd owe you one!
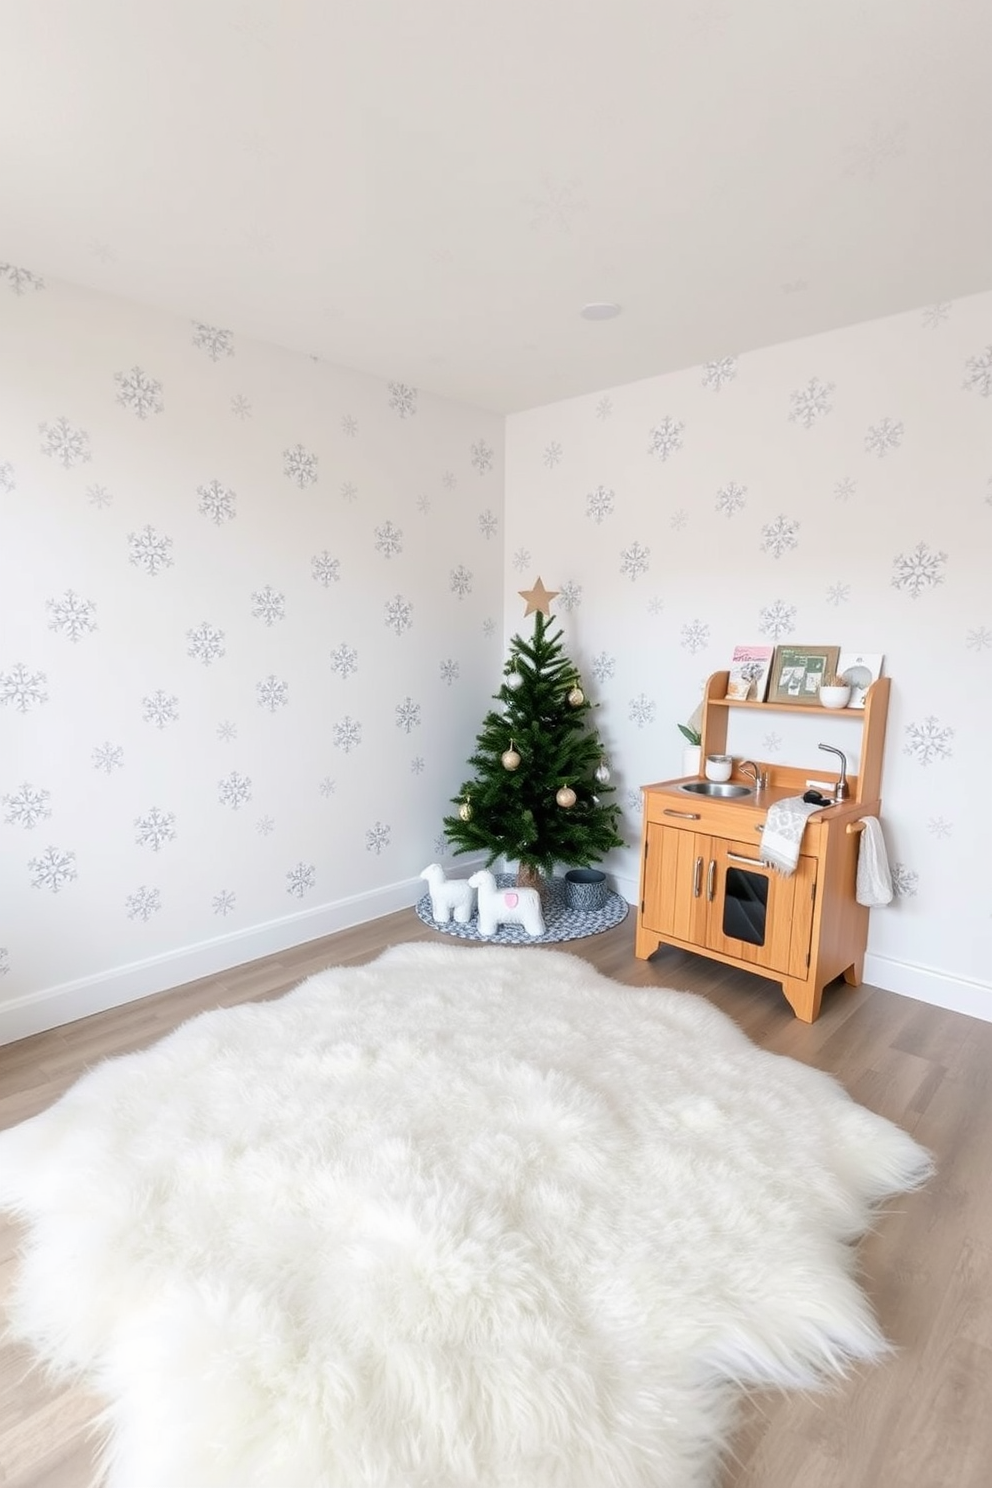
[704,838,816,979]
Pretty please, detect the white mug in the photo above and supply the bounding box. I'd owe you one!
[704,753,733,783]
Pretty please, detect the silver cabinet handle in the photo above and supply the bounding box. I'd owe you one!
[707,859,716,901]
[663,808,701,819]
[693,855,703,897]
[727,851,763,865]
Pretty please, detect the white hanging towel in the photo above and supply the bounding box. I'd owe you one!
[759,797,822,876]
[856,816,893,906]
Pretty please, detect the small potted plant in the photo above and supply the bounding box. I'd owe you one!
[818,673,852,709]
[678,705,703,776]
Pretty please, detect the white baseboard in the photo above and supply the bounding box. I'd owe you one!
[863,952,992,1024]
[0,859,487,1047]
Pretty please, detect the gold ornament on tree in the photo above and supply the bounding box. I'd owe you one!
[556,785,577,808]
[458,797,473,822]
[567,680,585,707]
[501,740,521,770]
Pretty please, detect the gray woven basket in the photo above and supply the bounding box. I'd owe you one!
[563,868,608,911]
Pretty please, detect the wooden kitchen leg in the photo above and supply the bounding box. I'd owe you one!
[842,953,865,987]
[780,977,823,1024]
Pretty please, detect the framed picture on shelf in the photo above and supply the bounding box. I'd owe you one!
[724,644,776,702]
[837,651,884,709]
[767,645,840,705]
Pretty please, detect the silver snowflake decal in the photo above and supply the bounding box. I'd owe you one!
[46,589,97,642]
[482,617,496,638]
[647,417,684,461]
[319,777,336,797]
[891,864,919,898]
[620,541,650,581]
[586,485,615,523]
[439,659,460,686]
[283,443,318,488]
[680,620,710,655]
[134,807,177,852]
[230,394,252,420]
[286,861,316,898]
[826,582,851,606]
[922,303,951,328]
[478,509,499,539]
[927,816,952,838]
[126,885,161,921]
[1,663,48,712]
[628,694,656,728]
[648,596,664,616]
[114,366,164,419]
[788,376,835,429]
[333,716,362,752]
[701,356,738,392]
[192,322,234,361]
[762,732,783,754]
[3,782,52,829]
[670,509,688,531]
[186,621,226,666]
[471,439,494,473]
[256,816,275,836]
[410,756,425,774]
[904,716,954,766]
[865,417,904,458]
[251,585,286,626]
[92,741,124,773]
[374,521,403,559]
[442,470,457,489]
[197,479,237,524]
[0,949,8,976]
[758,600,797,639]
[86,483,113,508]
[891,541,946,598]
[388,382,418,418]
[128,525,174,576]
[557,581,582,612]
[330,643,359,679]
[311,551,341,586]
[416,494,431,515]
[591,652,616,682]
[543,441,563,468]
[39,416,91,468]
[142,690,179,728]
[450,566,473,599]
[384,595,413,634]
[1,262,45,294]
[341,413,358,437]
[256,675,289,712]
[596,396,613,419]
[340,481,358,503]
[834,476,856,502]
[715,481,747,518]
[967,626,992,651]
[218,771,252,810]
[29,845,77,893]
[213,890,237,916]
[395,697,421,733]
[365,821,391,855]
[512,547,531,572]
[0,460,15,492]
[963,345,992,398]
[217,720,237,742]
[760,514,800,559]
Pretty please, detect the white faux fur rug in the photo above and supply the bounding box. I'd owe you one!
[0,944,931,1488]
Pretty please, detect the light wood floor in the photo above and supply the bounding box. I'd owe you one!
[2,910,991,1487]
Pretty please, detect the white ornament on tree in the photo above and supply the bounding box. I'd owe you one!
[505,670,524,692]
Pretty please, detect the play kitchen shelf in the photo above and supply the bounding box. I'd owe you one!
[635,671,891,1022]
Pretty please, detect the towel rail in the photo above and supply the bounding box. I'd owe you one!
[846,819,867,835]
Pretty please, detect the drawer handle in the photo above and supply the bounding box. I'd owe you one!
[693,855,703,897]
[663,808,701,820]
[727,851,763,865]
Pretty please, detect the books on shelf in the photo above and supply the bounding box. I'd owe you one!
[724,645,775,702]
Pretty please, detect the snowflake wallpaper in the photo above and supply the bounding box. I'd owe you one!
[505,291,992,1011]
[0,273,503,1032]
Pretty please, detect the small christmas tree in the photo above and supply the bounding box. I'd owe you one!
[443,583,624,885]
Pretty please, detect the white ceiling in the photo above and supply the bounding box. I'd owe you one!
[2,1,990,413]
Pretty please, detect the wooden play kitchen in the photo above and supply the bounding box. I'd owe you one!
[635,670,891,1022]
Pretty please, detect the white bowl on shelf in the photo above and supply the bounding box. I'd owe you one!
[818,683,851,709]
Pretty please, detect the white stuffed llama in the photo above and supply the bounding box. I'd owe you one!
[468,869,545,937]
[419,863,475,925]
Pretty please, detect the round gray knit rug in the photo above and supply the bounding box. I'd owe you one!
[415,873,629,945]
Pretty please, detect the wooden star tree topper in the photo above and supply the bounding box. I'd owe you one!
[518,577,559,617]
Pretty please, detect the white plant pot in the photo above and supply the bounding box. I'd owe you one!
[682,744,701,778]
[818,684,852,709]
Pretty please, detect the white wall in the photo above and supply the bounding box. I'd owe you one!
[0,275,503,1040]
[505,293,992,1019]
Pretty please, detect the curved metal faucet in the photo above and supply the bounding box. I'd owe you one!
[818,743,849,801]
[738,760,767,790]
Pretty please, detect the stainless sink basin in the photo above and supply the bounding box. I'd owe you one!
[678,781,753,798]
